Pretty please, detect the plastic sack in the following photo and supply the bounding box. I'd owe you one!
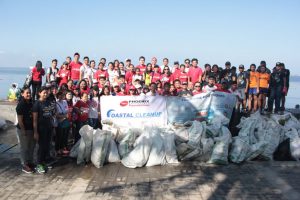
[146,130,166,167]
[162,130,179,164]
[187,121,205,148]
[0,119,7,130]
[290,138,300,161]
[118,130,137,158]
[246,141,267,161]
[91,130,112,168]
[229,137,251,163]
[260,129,281,160]
[69,139,80,158]
[121,131,152,168]
[106,139,120,163]
[197,137,214,162]
[77,125,94,164]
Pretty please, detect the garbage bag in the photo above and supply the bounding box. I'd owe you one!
[246,141,267,161]
[260,129,281,160]
[290,137,300,161]
[229,137,251,163]
[197,137,214,162]
[146,129,166,167]
[77,125,94,164]
[118,130,137,158]
[121,131,152,168]
[69,139,80,158]
[187,121,205,148]
[91,130,112,168]
[162,130,179,164]
[106,139,120,163]
[0,119,7,130]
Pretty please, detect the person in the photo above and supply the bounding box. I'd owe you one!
[132,68,143,84]
[184,58,190,73]
[201,64,213,86]
[107,62,116,84]
[66,56,72,65]
[57,62,70,87]
[192,82,202,95]
[202,76,217,92]
[174,79,182,93]
[161,66,172,85]
[72,86,81,105]
[171,61,180,75]
[95,62,109,82]
[151,57,160,73]
[16,87,35,173]
[218,80,230,93]
[78,79,90,95]
[79,56,90,81]
[211,64,222,84]
[46,59,59,84]
[140,85,150,96]
[125,58,131,71]
[119,62,126,76]
[151,65,161,83]
[222,61,231,79]
[268,62,287,114]
[257,60,271,74]
[31,61,45,101]
[112,83,124,96]
[88,86,100,129]
[229,81,243,109]
[237,65,248,112]
[188,58,202,85]
[258,65,270,112]
[280,63,290,111]
[33,86,55,173]
[128,85,137,96]
[143,63,153,86]
[177,64,189,84]
[125,64,135,85]
[55,91,70,156]
[162,82,171,96]
[160,58,169,72]
[69,52,82,85]
[246,64,260,112]
[100,86,111,96]
[146,83,159,96]
[67,79,74,91]
[136,56,146,74]
[156,80,163,95]
[99,58,107,69]
[170,84,178,96]
[65,91,76,144]
[74,92,89,142]
[177,82,193,97]
[89,60,98,86]
[7,83,20,101]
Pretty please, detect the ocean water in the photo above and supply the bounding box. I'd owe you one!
[0,67,299,108]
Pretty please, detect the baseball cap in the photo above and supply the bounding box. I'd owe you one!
[276,62,281,66]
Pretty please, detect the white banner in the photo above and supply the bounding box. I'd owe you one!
[101,96,167,128]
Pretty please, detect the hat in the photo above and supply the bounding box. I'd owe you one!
[113,83,119,87]
[239,64,244,68]
[225,61,231,66]
[135,84,142,89]
[276,62,281,66]
[174,61,179,65]
[129,85,136,90]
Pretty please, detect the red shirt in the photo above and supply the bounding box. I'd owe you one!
[58,69,70,86]
[70,61,83,80]
[161,74,171,84]
[125,71,134,84]
[95,69,109,80]
[188,66,203,84]
[31,67,45,82]
[151,72,161,83]
[80,88,90,95]
[74,100,89,122]
[136,64,146,74]
[178,72,189,84]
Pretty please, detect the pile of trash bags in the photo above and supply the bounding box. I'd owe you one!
[70,112,300,168]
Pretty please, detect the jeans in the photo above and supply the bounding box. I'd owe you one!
[31,81,42,101]
[16,129,35,166]
[88,118,99,129]
[268,86,283,112]
[37,126,52,164]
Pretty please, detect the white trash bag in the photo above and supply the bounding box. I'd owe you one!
[69,139,80,158]
[106,139,120,163]
[163,129,179,164]
[91,130,112,168]
[146,129,166,167]
[77,125,94,164]
[229,137,251,163]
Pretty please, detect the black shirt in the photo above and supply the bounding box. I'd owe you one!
[237,71,249,89]
[16,99,33,130]
[283,69,290,88]
[270,70,285,88]
[32,99,55,129]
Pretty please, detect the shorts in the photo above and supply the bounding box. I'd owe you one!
[259,87,269,95]
[237,88,246,99]
[248,88,258,95]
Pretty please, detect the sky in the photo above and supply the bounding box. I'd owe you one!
[0,0,299,74]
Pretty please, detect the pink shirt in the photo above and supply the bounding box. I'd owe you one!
[151,72,161,83]
[188,66,203,84]
[136,64,146,74]
[31,67,45,82]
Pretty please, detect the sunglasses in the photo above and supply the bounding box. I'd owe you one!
[164,69,169,71]
[195,85,201,87]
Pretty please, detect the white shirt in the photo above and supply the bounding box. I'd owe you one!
[202,85,217,93]
[88,97,100,119]
[80,64,91,79]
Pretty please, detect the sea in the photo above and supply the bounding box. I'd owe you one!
[0,67,299,108]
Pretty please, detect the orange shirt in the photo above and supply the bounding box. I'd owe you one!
[249,71,259,88]
[259,73,270,88]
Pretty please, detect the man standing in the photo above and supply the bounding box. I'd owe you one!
[237,64,248,112]
[268,62,287,114]
[136,56,146,74]
[46,59,59,85]
[79,56,90,81]
[187,58,202,85]
[280,63,290,111]
[69,52,82,85]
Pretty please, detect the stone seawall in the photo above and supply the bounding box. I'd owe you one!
[0,101,17,123]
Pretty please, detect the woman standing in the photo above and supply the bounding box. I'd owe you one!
[31,61,45,101]
[16,87,35,173]
[33,86,55,173]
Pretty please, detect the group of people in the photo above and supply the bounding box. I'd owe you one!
[16,53,290,174]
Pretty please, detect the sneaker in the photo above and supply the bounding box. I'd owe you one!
[36,164,46,174]
[22,165,34,174]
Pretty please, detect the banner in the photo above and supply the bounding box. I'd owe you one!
[101,96,167,128]
[166,92,236,124]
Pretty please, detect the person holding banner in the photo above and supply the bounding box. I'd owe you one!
[177,82,193,97]
[146,83,159,96]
